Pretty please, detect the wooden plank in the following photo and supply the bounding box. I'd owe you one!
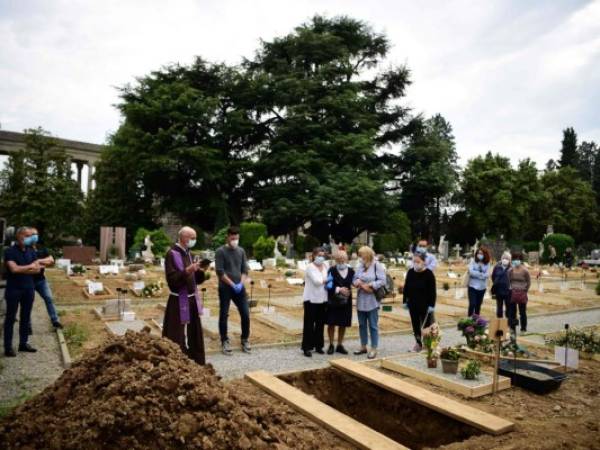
[56,328,72,369]
[245,370,407,450]
[331,359,513,435]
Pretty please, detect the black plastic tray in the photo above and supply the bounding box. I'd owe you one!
[498,360,567,394]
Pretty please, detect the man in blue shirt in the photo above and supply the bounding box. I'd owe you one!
[412,239,437,272]
[3,227,41,356]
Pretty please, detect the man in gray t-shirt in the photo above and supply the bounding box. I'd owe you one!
[215,226,251,355]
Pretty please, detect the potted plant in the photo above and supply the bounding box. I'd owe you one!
[422,323,442,368]
[440,347,460,374]
[460,359,481,380]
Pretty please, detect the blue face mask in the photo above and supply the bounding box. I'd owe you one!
[314,256,325,265]
[23,236,35,246]
[31,234,39,244]
[512,260,521,267]
[477,254,484,261]
[416,246,426,253]
[337,263,347,270]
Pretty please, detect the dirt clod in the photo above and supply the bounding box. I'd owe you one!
[0,330,351,450]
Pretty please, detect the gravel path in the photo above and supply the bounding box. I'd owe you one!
[0,293,64,406]
[209,307,600,380]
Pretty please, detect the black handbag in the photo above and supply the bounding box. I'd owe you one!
[373,262,388,302]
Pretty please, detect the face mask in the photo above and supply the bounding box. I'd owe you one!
[416,246,426,253]
[229,239,239,248]
[337,263,347,270]
[23,236,35,246]
[314,256,325,265]
[187,239,196,249]
[477,254,484,261]
[414,262,424,272]
[512,260,521,267]
[31,234,39,244]
[501,259,510,267]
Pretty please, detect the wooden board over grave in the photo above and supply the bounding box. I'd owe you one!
[330,358,514,435]
[246,370,407,450]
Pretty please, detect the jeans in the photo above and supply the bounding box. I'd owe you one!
[35,279,58,323]
[495,294,510,318]
[302,301,326,351]
[508,302,527,331]
[468,287,486,316]
[3,288,35,351]
[218,285,250,343]
[357,308,379,348]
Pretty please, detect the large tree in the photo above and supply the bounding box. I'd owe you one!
[109,59,262,232]
[559,127,578,168]
[0,128,83,247]
[246,15,418,241]
[392,114,459,240]
[576,140,597,183]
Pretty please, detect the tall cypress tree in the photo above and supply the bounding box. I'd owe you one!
[559,127,579,168]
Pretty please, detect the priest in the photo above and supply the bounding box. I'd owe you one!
[162,226,208,365]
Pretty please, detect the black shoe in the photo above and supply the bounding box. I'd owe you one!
[327,344,335,355]
[4,349,16,357]
[303,350,312,357]
[521,328,527,333]
[353,348,368,355]
[315,348,325,354]
[52,321,64,329]
[336,345,348,355]
[28,328,33,336]
[18,344,37,353]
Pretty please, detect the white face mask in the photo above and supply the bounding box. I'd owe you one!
[314,256,325,265]
[229,239,239,248]
[187,239,196,249]
[501,258,510,267]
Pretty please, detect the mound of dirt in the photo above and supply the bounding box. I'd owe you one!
[0,330,350,450]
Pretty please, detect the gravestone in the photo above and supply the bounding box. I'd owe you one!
[437,235,449,261]
[62,246,96,264]
[528,251,540,265]
[453,244,462,259]
[141,235,155,263]
[489,239,506,261]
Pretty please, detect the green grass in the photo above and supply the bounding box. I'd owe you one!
[63,322,89,350]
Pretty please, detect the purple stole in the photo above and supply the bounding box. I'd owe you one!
[171,249,203,324]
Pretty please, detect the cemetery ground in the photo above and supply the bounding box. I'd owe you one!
[1,262,599,448]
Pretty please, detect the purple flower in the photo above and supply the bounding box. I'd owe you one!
[465,326,475,334]
[476,318,488,327]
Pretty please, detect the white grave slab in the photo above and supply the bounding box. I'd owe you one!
[56,258,71,269]
[296,260,308,271]
[248,260,264,271]
[286,277,304,286]
[99,265,119,275]
[87,281,104,295]
[133,281,145,291]
[110,259,125,268]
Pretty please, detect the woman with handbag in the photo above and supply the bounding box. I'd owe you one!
[403,251,436,352]
[353,246,386,359]
[508,251,530,332]
[325,251,354,354]
[467,246,491,316]
[301,247,329,357]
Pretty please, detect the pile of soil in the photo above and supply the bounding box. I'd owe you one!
[0,330,350,450]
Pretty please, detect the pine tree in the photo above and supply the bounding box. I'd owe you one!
[559,127,578,168]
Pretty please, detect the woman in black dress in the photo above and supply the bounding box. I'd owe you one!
[325,251,354,354]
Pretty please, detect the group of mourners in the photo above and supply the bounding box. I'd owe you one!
[3,222,529,365]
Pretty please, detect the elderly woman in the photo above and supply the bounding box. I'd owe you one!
[353,246,386,359]
[325,251,354,354]
[403,251,436,352]
[301,247,329,357]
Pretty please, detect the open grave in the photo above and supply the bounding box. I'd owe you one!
[248,358,513,449]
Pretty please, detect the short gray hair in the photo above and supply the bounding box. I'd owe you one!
[177,226,196,239]
[16,226,30,238]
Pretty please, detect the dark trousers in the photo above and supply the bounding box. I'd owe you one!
[468,287,486,316]
[495,294,510,318]
[409,305,432,345]
[302,301,326,351]
[3,288,35,352]
[218,285,250,343]
[508,302,527,331]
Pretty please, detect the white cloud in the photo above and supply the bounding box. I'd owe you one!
[0,0,598,168]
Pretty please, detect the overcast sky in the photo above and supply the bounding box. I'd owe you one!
[1,0,599,168]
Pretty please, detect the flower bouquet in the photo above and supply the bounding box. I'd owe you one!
[457,314,489,349]
[422,322,442,368]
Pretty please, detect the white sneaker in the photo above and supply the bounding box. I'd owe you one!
[222,340,233,356]
[367,349,378,359]
[241,340,252,354]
